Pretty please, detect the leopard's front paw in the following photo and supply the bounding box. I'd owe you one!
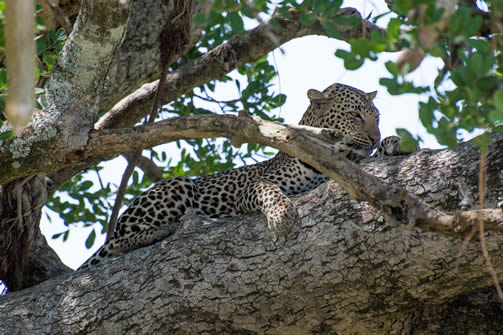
[265,201,299,235]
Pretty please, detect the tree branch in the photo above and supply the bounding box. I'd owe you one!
[96,7,387,131]
[0,149,501,332]
[123,153,164,182]
[69,113,503,237]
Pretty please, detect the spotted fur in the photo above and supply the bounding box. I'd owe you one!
[79,83,385,270]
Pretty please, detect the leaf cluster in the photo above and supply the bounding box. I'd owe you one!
[334,0,503,152]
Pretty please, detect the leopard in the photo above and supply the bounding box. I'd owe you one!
[79,82,394,270]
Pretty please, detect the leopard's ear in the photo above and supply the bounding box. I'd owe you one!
[307,89,329,102]
[366,90,377,101]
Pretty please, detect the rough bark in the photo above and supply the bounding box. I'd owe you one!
[0,0,130,184]
[0,135,502,334]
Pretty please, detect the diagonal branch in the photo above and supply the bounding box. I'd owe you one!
[69,113,503,237]
[96,7,387,131]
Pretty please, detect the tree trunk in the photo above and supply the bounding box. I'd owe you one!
[1,135,502,334]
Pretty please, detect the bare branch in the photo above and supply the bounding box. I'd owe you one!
[123,153,164,182]
[69,113,503,237]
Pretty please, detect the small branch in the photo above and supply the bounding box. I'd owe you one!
[192,93,241,105]
[123,153,163,182]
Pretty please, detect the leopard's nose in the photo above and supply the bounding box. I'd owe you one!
[370,136,380,146]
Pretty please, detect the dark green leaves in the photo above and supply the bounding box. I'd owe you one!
[380,61,429,95]
[335,1,501,153]
[448,6,482,39]
[85,230,96,249]
[227,12,244,33]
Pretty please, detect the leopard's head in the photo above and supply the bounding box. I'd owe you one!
[299,83,380,160]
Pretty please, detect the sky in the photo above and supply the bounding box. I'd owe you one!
[40,0,452,270]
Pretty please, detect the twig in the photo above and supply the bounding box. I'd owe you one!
[192,93,241,104]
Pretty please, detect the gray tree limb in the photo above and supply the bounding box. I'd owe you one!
[0,135,502,333]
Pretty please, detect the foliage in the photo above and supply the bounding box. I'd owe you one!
[333,0,503,152]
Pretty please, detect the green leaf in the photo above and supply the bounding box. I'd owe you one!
[78,180,94,191]
[418,98,437,129]
[467,39,490,53]
[193,12,209,25]
[85,230,96,249]
[227,12,244,33]
[370,30,387,44]
[241,5,254,19]
[395,128,419,152]
[448,6,470,37]
[299,12,317,26]
[385,61,398,76]
[387,18,401,40]
[472,132,491,156]
[463,15,482,36]
[0,129,12,141]
[494,90,503,115]
[333,14,360,27]
[469,53,484,75]
[323,21,342,39]
[0,68,7,88]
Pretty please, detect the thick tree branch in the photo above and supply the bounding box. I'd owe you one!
[70,114,503,237]
[0,0,130,290]
[0,141,501,332]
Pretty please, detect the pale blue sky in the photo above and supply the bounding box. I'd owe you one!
[41,0,454,269]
